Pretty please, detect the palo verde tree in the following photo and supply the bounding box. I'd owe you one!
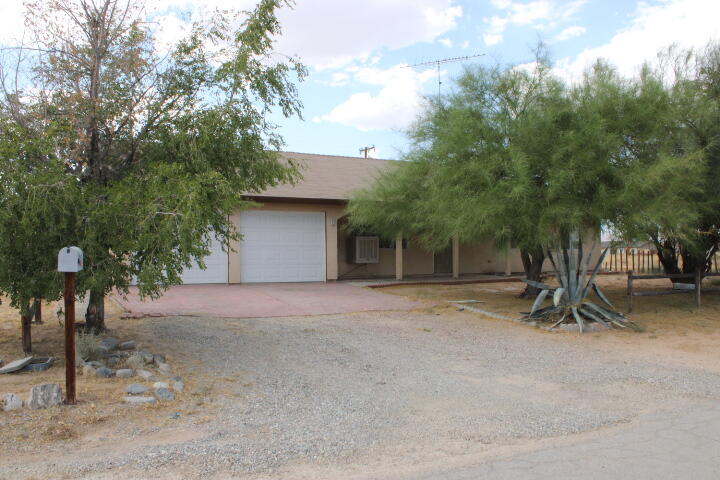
[0,0,306,332]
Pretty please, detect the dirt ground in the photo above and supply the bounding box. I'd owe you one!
[383,274,720,373]
[0,296,214,459]
[1,276,719,479]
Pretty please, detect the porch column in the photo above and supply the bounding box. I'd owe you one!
[504,244,512,276]
[452,235,460,279]
[395,234,403,280]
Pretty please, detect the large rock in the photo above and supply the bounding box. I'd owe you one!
[138,351,154,364]
[157,362,171,375]
[100,337,119,351]
[123,396,156,405]
[153,381,169,390]
[0,356,33,374]
[127,383,148,395]
[27,384,64,409]
[119,340,136,350]
[172,380,185,393]
[155,388,175,401]
[116,369,134,378]
[3,393,23,411]
[153,354,166,365]
[95,367,115,378]
[105,355,121,367]
[136,369,154,380]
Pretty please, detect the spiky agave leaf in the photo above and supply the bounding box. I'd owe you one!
[553,287,566,306]
[531,289,550,315]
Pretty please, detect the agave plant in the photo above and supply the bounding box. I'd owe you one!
[522,240,639,332]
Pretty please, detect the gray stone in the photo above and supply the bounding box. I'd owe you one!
[118,340,137,350]
[138,351,154,364]
[153,354,166,365]
[86,360,104,369]
[171,376,182,382]
[155,387,175,401]
[153,381,169,390]
[123,396,156,405]
[23,357,55,372]
[126,354,145,370]
[172,380,185,393]
[3,393,23,411]
[27,384,64,409]
[95,367,115,378]
[136,369,154,380]
[157,362,171,375]
[169,412,181,419]
[116,369,134,378]
[105,355,121,367]
[82,364,97,377]
[127,383,149,395]
[100,337,119,351]
[0,356,33,374]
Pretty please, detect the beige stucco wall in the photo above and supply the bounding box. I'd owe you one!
[228,202,601,282]
[228,202,345,284]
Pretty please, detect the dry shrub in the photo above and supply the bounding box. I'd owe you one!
[76,331,103,361]
[42,423,77,441]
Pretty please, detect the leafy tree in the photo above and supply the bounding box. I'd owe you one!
[0,0,305,332]
[615,45,720,282]
[0,118,79,353]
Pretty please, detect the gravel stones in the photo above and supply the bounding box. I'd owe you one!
[26,384,64,409]
[126,383,148,395]
[116,369,134,378]
[123,396,156,405]
[154,388,175,401]
[95,367,115,378]
[153,381,169,390]
[172,380,185,393]
[3,393,22,411]
[157,362,171,375]
[153,354,166,365]
[136,369,154,380]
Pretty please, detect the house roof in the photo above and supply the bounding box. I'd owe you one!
[248,151,400,202]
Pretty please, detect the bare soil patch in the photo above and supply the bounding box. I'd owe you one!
[383,274,720,372]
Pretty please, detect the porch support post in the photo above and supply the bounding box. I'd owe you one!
[504,243,512,276]
[395,234,403,280]
[452,235,460,279]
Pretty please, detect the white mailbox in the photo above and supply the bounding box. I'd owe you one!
[58,246,84,272]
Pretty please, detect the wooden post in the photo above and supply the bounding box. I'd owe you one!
[627,271,634,313]
[395,234,403,281]
[695,268,702,309]
[64,272,76,405]
[452,235,460,279]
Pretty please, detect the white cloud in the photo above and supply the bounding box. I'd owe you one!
[439,37,454,48]
[313,65,437,131]
[554,0,720,82]
[554,25,586,42]
[482,0,586,46]
[460,40,470,49]
[0,1,28,45]
[275,0,463,70]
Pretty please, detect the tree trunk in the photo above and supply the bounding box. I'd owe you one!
[21,311,32,355]
[653,238,716,285]
[31,298,42,324]
[85,290,106,333]
[520,248,546,298]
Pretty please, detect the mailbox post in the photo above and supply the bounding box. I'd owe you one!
[58,246,83,405]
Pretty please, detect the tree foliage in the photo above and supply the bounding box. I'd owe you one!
[0,0,306,335]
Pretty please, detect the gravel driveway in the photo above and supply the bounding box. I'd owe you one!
[4,309,720,479]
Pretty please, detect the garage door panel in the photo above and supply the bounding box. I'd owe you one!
[240,211,326,283]
[180,235,228,284]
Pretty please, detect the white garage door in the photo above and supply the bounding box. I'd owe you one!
[180,235,228,284]
[240,211,326,283]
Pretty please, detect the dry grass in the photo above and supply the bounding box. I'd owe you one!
[383,274,720,371]
[0,296,205,454]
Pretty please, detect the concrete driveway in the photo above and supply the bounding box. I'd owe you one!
[114,282,420,318]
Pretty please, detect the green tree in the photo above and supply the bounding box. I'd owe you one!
[0,0,305,332]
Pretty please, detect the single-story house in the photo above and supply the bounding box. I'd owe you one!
[178,151,531,284]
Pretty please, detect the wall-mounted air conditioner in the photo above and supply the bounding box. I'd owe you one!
[349,236,380,264]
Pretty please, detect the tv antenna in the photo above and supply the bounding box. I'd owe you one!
[359,145,375,158]
[406,53,486,97]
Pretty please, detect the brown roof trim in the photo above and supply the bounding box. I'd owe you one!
[242,195,348,206]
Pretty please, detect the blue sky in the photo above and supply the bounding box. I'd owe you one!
[1,0,718,159]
